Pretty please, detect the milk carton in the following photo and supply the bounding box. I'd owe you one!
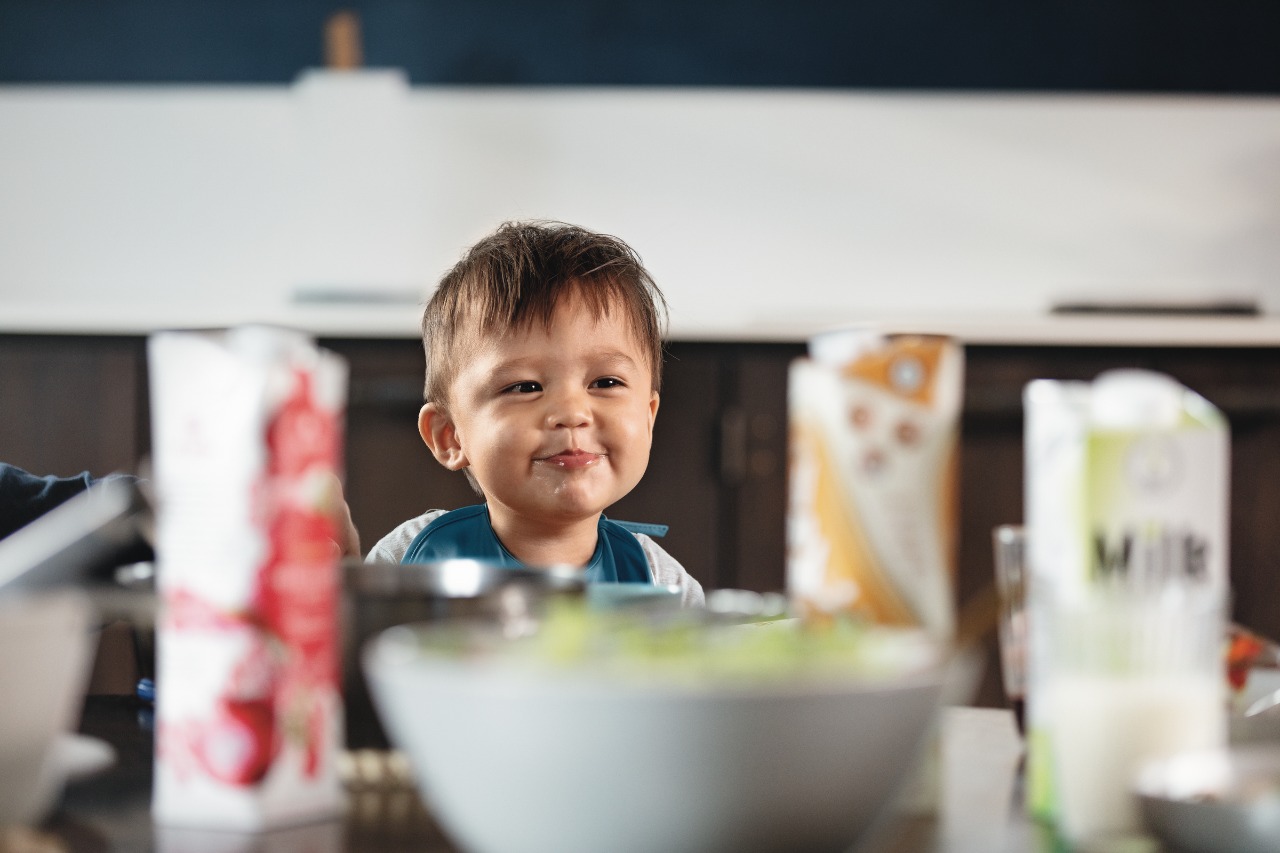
[149,327,348,829]
[786,331,963,640]
[1022,370,1230,825]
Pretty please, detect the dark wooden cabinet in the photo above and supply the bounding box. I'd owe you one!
[6,333,1280,710]
[0,335,149,478]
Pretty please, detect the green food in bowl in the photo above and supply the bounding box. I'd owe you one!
[397,600,942,687]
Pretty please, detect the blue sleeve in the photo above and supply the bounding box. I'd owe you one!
[0,463,106,540]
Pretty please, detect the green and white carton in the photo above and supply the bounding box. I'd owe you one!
[1022,370,1230,823]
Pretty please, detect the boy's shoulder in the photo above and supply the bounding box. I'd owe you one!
[421,504,487,534]
[633,533,705,607]
[364,508,450,564]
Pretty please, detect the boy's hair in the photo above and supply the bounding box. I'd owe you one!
[421,220,668,406]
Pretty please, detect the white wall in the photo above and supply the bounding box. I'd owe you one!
[3,75,1279,339]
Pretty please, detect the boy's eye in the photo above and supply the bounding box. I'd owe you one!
[591,377,625,390]
[504,381,542,394]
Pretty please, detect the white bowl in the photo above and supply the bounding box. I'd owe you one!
[1136,746,1280,853]
[365,619,960,853]
[0,590,95,825]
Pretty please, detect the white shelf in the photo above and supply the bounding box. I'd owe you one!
[3,302,1280,347]
[5,86,1280,342]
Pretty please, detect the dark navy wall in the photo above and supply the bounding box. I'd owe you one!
[1,0,1278,91]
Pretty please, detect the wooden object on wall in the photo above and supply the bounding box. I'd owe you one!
[323,10,363,70]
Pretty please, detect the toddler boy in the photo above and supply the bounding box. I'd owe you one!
[366,221,704,606]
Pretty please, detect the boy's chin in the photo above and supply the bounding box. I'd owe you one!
[494,477,639,524]
[528,493,618,524]
[542,500,612,522]
[487,490,600,519]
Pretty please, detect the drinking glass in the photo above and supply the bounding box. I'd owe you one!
[992,525,1028,733]
[1042,583,1226,846]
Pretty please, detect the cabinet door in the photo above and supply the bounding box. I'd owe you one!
[0,335,147,477]
[719,344,805,593]
[610,344,729,590]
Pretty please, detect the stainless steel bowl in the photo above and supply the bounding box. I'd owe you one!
[343,559,586,747]
[1136,746,1280,853]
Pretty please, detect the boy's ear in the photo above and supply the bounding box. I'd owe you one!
[647,391,660,434]
[419,403,469,471]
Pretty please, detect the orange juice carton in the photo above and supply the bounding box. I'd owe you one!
[149,326,348,829]
[786,330,963,640]
[1022,370,1230,826]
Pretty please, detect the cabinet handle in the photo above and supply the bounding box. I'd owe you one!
[719,407,747,486]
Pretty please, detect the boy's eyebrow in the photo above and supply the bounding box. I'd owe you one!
[592,349,644,370]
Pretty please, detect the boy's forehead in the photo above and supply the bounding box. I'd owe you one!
[452,317,644,385]
[487,312,645,357]
[468,296,647,350]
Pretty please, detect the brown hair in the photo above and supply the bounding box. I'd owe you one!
[422,220,668,406]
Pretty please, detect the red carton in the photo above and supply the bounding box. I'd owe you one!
[149,327,347,829]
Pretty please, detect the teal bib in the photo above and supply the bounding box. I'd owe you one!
[401,505,654,584]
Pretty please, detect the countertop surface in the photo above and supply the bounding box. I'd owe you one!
[5,302,1280,347]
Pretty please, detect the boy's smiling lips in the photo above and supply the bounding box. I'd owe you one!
[535,449,604,469]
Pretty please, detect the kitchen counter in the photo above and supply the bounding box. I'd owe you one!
[6,303,1280,347]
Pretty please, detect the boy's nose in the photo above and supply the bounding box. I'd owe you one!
[544,387,592,429]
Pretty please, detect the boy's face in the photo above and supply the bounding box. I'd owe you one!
[421,295,660,529]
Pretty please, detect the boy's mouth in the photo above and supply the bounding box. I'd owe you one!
[537,449,602,470]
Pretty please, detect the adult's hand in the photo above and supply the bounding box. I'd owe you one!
[324,473,361,558]
[333,487,361,559]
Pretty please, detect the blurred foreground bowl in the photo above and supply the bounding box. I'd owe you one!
[0,591,95,825]
[1137,745,1280,853]
[365,615,962,853]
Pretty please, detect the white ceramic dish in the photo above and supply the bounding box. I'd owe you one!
[0,591,96,825]
[1230,668,1280,743]
[1237,667,1280,713]
[53,733,116,783]
[365,620,962,853]
[1136,745,1280,853]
